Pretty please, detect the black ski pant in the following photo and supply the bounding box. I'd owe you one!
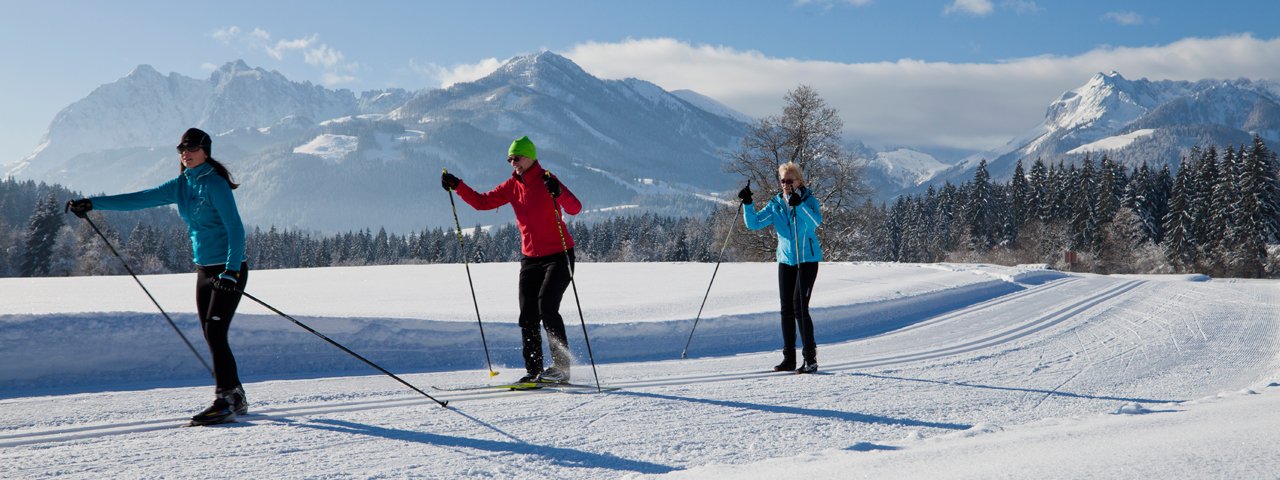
[779,261,819,365]
[196,262,248,392]
[517,249,573,375]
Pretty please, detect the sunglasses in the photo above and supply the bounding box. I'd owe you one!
[507,155,524,164]
[779,178,795,185]
[176,144,202,153]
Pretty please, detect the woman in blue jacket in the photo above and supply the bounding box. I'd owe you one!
[67,128,248,425]
[740,162,823,374]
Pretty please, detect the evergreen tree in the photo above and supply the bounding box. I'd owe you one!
[1246,135,1280,243]
[1163,159,1198,270]
[1096,154,1122,226]
[1007,159,1030,243]
[966,159,995,251]
[21,195,65,277]
[1028,158,1051,222]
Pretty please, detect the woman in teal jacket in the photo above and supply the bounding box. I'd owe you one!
[740,161,823,374]
[68,128,248,426]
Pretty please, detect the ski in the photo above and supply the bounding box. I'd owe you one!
[432,381,620,392]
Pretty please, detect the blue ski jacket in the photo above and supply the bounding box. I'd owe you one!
[743,187,824,265]
[90,162,246,271]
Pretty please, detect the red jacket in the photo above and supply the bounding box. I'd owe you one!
[456,162,582,258]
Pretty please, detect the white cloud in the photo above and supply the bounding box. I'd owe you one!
[944,0,994,16]
[200,63,218,71]
[248,28,270,42]
[267,35,316,61]
[560,35,1280,151]
[211,26,359,85]
[412,58,504,88]
[212,26,240,45]
[1003,0,1043,14]
[305,45,344,68]
[1102,11,1146,26]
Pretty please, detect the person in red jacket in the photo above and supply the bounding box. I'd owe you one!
[441,136,582,383]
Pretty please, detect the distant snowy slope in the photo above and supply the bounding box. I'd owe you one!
[870,148,950,188]
[940,71,1280,185]
[669,89,754,123]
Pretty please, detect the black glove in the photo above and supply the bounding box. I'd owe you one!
[66,199,93,218]
[212,271,240,293]
[788,191,803,207]
[543,173,561,198]
[737,185,753,205]
[441,172,460,191]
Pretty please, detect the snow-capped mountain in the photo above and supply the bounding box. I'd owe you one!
[864,148,951,192]
[8,61,360,182]
[5,53,749,232]
[387,52,745,187]
[939,71,1280,185]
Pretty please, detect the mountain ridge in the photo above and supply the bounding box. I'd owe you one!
[5,53,750,233]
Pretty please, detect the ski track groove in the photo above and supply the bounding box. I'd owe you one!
[0,276,1144,449]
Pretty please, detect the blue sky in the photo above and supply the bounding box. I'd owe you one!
[4,0,1280,165]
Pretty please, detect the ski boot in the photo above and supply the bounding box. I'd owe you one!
[797,361,819,374]
[537,366,571,383]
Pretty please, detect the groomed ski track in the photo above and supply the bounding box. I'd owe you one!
[2,275,1116,447]
[3,267,1279,478]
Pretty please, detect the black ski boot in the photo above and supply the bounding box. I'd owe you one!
[773,353,797,372]
[225,385,248,416]
[517,372,542,383]
[797,361,819,374]
[537,365,570,383]
[190,386,246,426]
[190,397,236,426]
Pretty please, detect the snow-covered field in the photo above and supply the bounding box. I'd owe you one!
[2,262,1279,478]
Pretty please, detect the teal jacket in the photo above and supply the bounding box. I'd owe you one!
[743,187,824,265]
[90,162,246,271]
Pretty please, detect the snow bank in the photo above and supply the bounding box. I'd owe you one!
[0,262,1046,396]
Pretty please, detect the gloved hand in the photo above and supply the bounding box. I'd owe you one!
[213,271,240,293]
[66,199,93,218]
[788,191,803,207]
[543,173,561,198]
[737,185,753,205]
[441,171,460,191]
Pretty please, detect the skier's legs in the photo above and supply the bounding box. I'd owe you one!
[196,263,247,392]
[796,262,819,364]
[518,257,548,375]
[777,263,798,363]
[539,250,573,368]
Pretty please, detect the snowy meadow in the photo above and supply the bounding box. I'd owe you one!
[2,262,1279,478]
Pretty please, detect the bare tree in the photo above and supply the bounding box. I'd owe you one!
[725,85,868,260]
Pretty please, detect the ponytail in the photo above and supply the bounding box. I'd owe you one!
[206,158,239,189]
[180,158,240,189]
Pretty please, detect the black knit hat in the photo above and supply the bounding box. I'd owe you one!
[179,128,212,155]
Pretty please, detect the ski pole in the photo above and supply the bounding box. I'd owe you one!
[680,186,745,359]
[240,291,449,408]
[544,170,603,392]
[443,169,498,378]
[70,211,214,378]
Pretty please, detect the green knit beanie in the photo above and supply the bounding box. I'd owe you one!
[508,135,537,160]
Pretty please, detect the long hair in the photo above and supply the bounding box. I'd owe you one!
[181,158,239,189]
